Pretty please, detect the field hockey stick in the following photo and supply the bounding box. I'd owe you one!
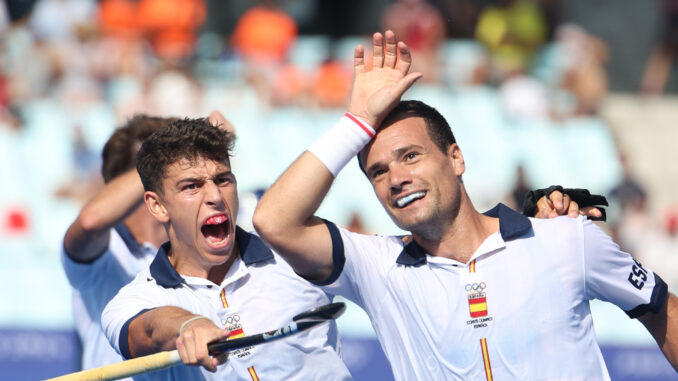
[45,302,346,381]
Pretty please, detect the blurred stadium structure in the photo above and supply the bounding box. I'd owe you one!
[0,0,677,379]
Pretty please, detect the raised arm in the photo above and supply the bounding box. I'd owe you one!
[64,169,146,262]
[253,31,421,280]
[638,293,678,371]
[127,307,230,372]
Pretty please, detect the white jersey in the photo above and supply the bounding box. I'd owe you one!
[317,204,668,381]
[61,224,157,377]
[102,227,352,381]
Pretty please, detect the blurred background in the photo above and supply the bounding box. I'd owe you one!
[1,0,677,379]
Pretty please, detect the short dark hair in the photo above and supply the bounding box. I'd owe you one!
[101,115,178,183]
[358,100,456,173]
[136,118,235,194]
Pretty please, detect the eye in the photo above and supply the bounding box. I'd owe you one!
[404,152,418,161]
[182,183,198,191]
[215,175,232,185]
[371,169,386,180]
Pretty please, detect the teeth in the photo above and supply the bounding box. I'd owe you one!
[396,192,425,208]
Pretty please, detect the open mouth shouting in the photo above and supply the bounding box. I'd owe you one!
[201,214,232,250]
[395,191,426,209]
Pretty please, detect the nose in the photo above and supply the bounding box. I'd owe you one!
[204,180,225,207]
[388,163,411,193]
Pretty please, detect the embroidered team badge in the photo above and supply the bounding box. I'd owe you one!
[224,314,245,339]
[223,314,253,358]
[466,282,488,318]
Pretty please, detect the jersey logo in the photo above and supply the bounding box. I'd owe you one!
[466,282,488,318]
[223,314,253,358]
[628,258,648,290]
[224,314,245,339]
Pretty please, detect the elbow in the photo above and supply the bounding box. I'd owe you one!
[252,206,278,242]
[78,209,106,235]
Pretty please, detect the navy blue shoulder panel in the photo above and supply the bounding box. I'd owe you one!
[311,219,346,286]
[625,273,669,319]
[119,308,154,360]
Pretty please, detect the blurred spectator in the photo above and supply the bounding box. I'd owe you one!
[137,0,206,61]
[230,0,298,105]
[381,0,446,83]
[608,152,649,252]
[146,68,203,117]
[556,24,609,116]
[310,59,352,108]
[499,73,550,120]
[270,63,308,106]
[640,0,678,95]
[508,165,530,211]
[346,211,371,235]
[609,152,648,212]
[231,1,297,64]
[29,0,95,42]
[475,0,547,81]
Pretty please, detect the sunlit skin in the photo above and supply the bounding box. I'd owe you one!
[144,157,239,284]
[361,115,499,257]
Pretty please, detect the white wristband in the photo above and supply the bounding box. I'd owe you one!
[307,113,376,177]
[179,315,212,335]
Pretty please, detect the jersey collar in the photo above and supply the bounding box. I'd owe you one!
[150,226,275,288]
[396,203,533,266]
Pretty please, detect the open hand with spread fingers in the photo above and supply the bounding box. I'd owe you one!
[348,30,423,128]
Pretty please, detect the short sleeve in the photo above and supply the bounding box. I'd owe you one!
[583,219,668,318]
[61,241,133,321]
[101,273,172,358]
[313,220,397,311]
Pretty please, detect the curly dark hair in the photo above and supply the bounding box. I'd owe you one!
[102,115,178,183]
[136,118,235,194]
[357,100,456,174]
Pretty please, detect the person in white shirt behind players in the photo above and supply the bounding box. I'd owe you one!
[252,30,678,380]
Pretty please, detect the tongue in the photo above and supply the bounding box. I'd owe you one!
[205,215,225,225]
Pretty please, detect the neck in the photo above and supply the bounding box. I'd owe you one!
[412,192,499,264]
[167,237,238,285]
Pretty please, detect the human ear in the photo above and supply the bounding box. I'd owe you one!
[448,143,465,177]
[144,191,170,223]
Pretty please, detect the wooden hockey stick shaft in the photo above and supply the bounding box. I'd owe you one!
[44,350,181,381]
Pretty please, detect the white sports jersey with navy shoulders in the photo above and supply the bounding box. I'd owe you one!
[317,204,668,381]
[102,227,352,381]
[61,223,157,377]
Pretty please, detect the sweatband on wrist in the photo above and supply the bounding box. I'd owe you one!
[307,112,375,177]
[179,315,212,335]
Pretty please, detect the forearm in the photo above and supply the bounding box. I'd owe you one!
[253,151,336,277]
[639,293,678,371]
[64,170,145,260]
[128,307,196,357]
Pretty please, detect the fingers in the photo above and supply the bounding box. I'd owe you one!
[396,41,413,75]
[372,32,384,69]
[535,196,554,218]
[548,191,565,214]
[580,206,603,219]
[383,30,397,69]
[394,72,424,98]
[354,45,365,74]
[208,110,236,135]
[567,200,580,218]
[176,321,230,373]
